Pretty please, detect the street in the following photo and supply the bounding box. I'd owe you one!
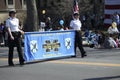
[0,47,120,80]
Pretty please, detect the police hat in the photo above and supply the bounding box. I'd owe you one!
[9,9,16,14]
[73,12,79,16]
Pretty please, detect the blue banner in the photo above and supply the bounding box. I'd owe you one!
[24,30,75,62]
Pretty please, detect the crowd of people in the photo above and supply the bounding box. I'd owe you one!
[83,30,119,49]
[83,21,120,49]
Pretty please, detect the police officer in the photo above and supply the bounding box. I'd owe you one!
[6,9,24,66]
[70,12,87,58]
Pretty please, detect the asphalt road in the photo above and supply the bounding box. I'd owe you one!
[0,47,120,80]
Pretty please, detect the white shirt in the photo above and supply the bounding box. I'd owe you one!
[6,17,20,32]
[70,19,82,30]
[107,26,119,34]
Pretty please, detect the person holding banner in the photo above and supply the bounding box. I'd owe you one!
[70,12,87,58]
[6,9,24,66]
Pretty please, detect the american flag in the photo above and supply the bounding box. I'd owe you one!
[73,0,79,13]
[104,0,120,27]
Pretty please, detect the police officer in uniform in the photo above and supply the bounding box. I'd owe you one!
[6,9,24,66]
[70,12,87,58]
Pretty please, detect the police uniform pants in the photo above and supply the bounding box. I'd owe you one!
[8,32,24,65]
[75,30,86,56]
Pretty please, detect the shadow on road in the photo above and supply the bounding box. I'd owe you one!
[84,75,120,80]
[0,56,73,68]
[0,64,25,68]
[0,65,10,68]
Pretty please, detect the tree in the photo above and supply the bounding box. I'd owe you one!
[41,0,73,26]
[24,0,38,32]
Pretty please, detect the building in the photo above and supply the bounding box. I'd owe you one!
[0,0,26,23]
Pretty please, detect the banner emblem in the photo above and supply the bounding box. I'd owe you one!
[43,40,60,52]
[65,38,71,49]
[30,40,38,53]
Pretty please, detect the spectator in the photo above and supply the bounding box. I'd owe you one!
[107,22,119,34]
[112,12,119,26]
[88,30,100,48]
[104,34,117,48]
[0,23,5,45]
[98,31,105,48]
[45,17,52,31]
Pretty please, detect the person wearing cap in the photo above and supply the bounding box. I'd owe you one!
[6,9,24,66]
[70,12,87,58]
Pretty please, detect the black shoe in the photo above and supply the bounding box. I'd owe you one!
[84,54,87,56]
[81,52,87,58]
[81,54,87,58]
[20,62,24,66]
[20,60,25,66]
[9,64,14,66]
[71,55,76,58]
